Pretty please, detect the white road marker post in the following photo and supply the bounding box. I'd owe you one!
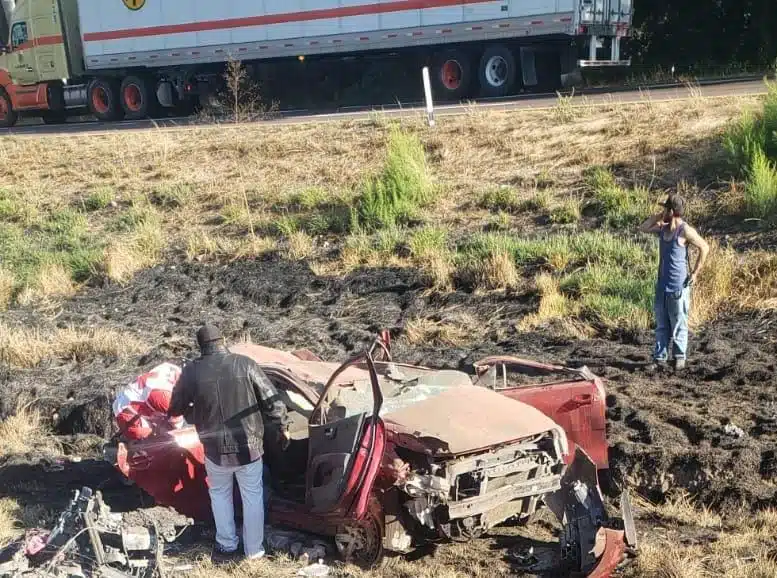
[422,66,435,127]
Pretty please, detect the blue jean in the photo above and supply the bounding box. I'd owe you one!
[205,457,265,558]
[653,286,691,361]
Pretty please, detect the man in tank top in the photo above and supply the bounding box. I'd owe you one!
[639,194,709,371]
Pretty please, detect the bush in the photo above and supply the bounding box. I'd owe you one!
[744,148,777,222]
[353,128,434,231]
[723,81,777,176]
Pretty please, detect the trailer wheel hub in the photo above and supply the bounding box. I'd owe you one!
[123,84,143,113]
[484,55,509,88]
[92,87,110,115]
[441,59,463,91]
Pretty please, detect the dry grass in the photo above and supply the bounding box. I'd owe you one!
[473,250,520,291]
[284,231,315,261]
[0,266,13,310]
[0,400,60,457]
[0,93,773,333]
[16,262,77,306]
[627,492,777,578]
[404,312,482,347]
[0,324,146,368]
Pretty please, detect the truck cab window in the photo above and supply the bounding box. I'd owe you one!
[11,22,28,50]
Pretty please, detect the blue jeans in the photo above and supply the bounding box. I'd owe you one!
[653,286,690,361]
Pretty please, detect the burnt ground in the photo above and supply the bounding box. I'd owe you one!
[1,253,777,553]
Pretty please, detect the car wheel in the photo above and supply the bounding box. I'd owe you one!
[335,505,384,569]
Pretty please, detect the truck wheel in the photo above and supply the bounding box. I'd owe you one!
[88,78,123,122]
[478,44,517,97]
[0,88,18,128]
[431,49,472,101]
[120,75,156,120]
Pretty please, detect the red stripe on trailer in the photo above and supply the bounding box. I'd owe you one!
[82,0,500,42]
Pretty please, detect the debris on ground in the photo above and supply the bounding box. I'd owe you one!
[0,486,188,578]
[295,560,330,577]
[723,423,746,438]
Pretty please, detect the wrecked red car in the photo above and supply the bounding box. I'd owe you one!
[104,333,634,576]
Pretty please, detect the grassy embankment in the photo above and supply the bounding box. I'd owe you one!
[2,81,777,576]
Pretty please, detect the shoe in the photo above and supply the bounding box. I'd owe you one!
[211,544,241,565]
[647,359,668,373]
[674,359,686,371]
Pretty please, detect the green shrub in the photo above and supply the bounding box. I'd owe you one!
[354,128,434,231]
[744,148,777,222]
[723,81,777,176]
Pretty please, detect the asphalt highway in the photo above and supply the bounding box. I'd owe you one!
[0,77,768,137]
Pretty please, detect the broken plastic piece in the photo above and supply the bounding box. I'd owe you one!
[296,560,330,577]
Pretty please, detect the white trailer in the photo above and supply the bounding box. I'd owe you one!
[0,0,632,126]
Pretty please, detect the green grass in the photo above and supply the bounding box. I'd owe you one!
[585,166,652,228]
[353,127,435,231]
[149,183,193,208]
[109,203,160,233]
[723,81,777,176]
[549,198,582,224]
[410,226,449,259]
[744,148,777,222]
[478,187,522,213]
[0,207,103,295]
[83,188,114,211]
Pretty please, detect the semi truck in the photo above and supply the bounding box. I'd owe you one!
[0,0,632,128]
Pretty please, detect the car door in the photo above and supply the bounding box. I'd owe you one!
[306,351,385,518]
[472,356,608,471]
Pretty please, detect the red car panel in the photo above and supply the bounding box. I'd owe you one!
[472,356,609,471]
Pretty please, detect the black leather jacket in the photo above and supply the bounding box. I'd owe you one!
[167,344,289,464]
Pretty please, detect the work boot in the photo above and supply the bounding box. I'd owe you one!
[211,543,241,566]
[674,358,686,371]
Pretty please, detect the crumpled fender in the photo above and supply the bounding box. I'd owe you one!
[544,447,636,577]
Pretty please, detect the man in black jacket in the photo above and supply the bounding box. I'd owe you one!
[167,325,289,563]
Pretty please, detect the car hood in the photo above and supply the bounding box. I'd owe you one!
[383,385,568,457]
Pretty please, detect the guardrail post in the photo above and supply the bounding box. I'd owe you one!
[422,66,435,128]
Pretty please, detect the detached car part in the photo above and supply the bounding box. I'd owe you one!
[0,486,171,578]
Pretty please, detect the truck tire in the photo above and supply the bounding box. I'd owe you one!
[0,88,18,128]
[88,78,123,122]
[431,49,472,101]
[120,75,157,120]
[478,44,517,97]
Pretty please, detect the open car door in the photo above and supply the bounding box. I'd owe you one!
[472,356,608,471]
[306,351,386,519]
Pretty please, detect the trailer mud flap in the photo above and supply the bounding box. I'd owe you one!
[544,448,634,577]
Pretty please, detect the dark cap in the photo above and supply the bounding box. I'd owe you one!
[661,193,685,217]
[196,324,222,347]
